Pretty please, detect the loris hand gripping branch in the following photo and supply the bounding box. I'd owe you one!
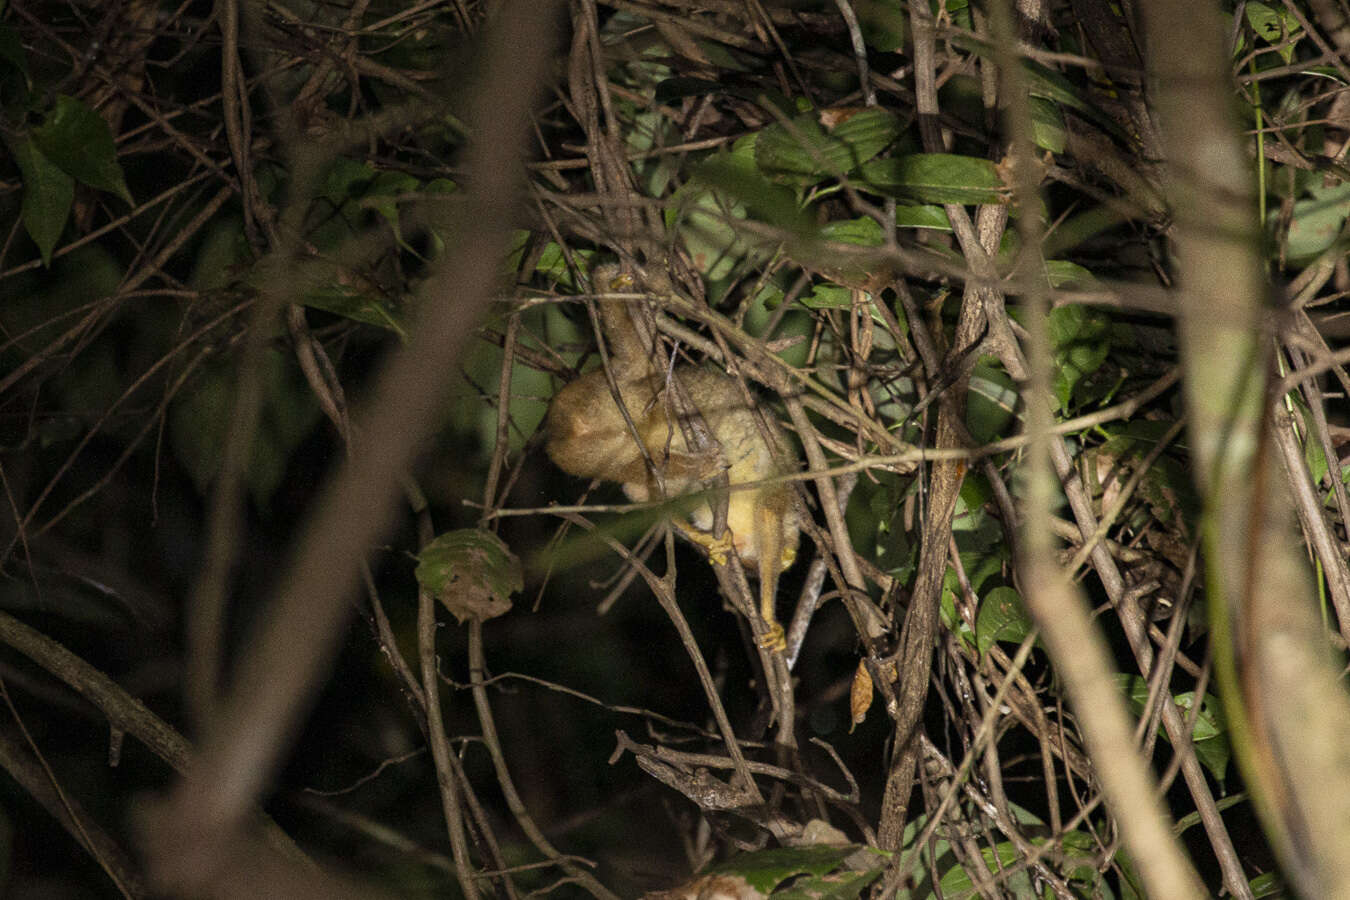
[545,266,800,651]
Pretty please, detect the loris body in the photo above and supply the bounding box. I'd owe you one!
[545,268,799,649]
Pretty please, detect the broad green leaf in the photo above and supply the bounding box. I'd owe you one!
[1029,96,1066,153]
[1021,58,1133,144]
[6,135,73,266]
[967,358,1018,443]
[363,170,422,250]
[755,108,901,183]
[1249,871,1288,898]
[415,529,521,623]
[939,841,1034,897]
[668,182,764,280]
[819,216,883,246]
[320,157,376,205]
[1276,180,1350,260]
[975,586,1033,657]
[801,283,853,309]
[856,0,907,52]
[533,242,595,289]
[708,845,860,895]
[858,154,1004,205]
[693,150,811,234]
[894,204,953,230]
[31,94,132,204]
[304,283,408,338]
[1047,304,1111,411]
[1245,2,1302,62]
[1118,674,1230,781]
[773,866,882,899]
[1044,259,1101,290]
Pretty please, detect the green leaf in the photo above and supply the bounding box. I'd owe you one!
[856,0,907,52]
[975,586,1033,657]
[773,867,882,899]
[1028,96,1066,153]
[1245,2,1302,62]
[1022,58,1133,144]
[693,151,811,234]
[415,529,522,623]
[799,283,853,310]
[895,205,953,230]
[819,216,883,246]
[939,842,1035,897]
[320,156,376,204]
[1275,180,1350,261]
[1249,871,1289,898]
[1047,304,1111,412]
[1118,675,1230,781]
[303,283,408,338]
[31,94,132,204]
[6,135,74,266]
[668,168,769,280]
[967,358,1018,443]
[532,242,595,290]
[707,845,861,895]
[858,154,1004,205]
[1044,259,1101,290]
[754,108,901,183]
[364,170,421,225]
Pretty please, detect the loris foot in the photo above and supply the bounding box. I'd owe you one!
[676,520,735,565]
[757,620,786,653]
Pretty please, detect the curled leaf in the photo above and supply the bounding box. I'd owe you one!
[850,658,874,732]
[415,529,521,623]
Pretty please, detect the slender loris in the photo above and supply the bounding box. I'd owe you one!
[545,266,800,650]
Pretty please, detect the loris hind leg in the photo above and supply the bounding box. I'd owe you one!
[753,494,794,653]
[674,516,785,651]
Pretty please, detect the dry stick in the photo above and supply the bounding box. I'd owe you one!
[417,589,479,899]
[988,0,1207,892]
[288,307,429,716]
[1150,0,1350,892]
[0,610,309,866]
[782,398,887,663]
[6,292,253,555]
[1290,341,1350,544]
[0,727,145,898]
[1040,380,1250,897]
[1272,407,1350,643]
[559,513,763,805]
[139,2,559,891]
[468,316,608,897]
[218,0,260,247]
[972,149,1250,900]
[784,471,858,668]
[481,313,521,519]
[883,634,1039,892]
[1282,349,1350,644]
[875,10,1008,860]
[874,201,1005,855]
[1134,553,1199,764]
[969,677,1078,900]
[467,622,618,900]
